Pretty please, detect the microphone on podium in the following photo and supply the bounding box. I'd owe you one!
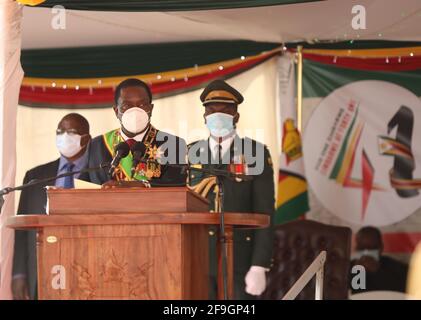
[108,142,130,177]
[130,142,147,178]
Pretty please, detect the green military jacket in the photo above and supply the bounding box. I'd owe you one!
[187,135,275,299]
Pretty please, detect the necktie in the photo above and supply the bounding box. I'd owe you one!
[63,162,75,189]
[214,144,222,164]
[125,139,136,150]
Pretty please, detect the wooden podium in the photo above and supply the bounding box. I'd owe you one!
[6,187,269,300]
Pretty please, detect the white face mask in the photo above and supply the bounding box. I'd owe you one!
[121,107,150,135]
[353,249,380,261]
[56,133,83,158]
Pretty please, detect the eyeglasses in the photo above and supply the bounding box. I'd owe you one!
[118,101,152,112]
[56,128,80,135]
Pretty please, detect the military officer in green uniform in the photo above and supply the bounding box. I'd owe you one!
[187,80,275,300]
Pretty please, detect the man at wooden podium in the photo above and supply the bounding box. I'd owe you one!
[187,80,275,300]
[80,78,186,185]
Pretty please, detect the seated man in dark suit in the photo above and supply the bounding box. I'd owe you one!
[12,113,91,300]
[80,78,186,186]
[350,226,408,294]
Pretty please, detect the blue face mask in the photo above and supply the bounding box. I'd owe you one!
[205,112,234,138]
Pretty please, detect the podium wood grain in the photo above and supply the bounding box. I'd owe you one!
[7,188,269,300]
[35,223,209,299]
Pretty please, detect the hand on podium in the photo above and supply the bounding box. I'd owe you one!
[101,180,150,189]
[245,265,267,296]
[101,180,123,189]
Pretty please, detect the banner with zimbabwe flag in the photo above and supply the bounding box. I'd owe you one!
[301,50,421,258]
[275,53,310,224]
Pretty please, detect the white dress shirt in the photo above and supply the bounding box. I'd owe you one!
[209,131,236,161]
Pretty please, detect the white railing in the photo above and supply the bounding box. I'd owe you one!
[282,251,327,300]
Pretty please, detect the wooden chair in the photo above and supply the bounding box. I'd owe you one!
[260,220,352,300]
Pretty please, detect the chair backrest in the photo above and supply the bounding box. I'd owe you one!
[261,219,352,300]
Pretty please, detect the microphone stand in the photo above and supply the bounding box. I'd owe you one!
[181,164,245,301]
[0,163,110,213]
[143,161,247,300]
[216,175,228,300]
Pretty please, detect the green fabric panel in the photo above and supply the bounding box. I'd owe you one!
[303,59,421,98]
[275,192,309,224]
[21,41,279,78]
[37,0,321,11]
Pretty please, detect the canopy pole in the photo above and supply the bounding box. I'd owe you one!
[0,0,24,300]
[296,45,303,132]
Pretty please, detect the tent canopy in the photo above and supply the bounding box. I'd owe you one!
[22,0,421,49]
[19,0,421,109]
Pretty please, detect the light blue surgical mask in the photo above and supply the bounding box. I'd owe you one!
[205,112,234,138]
[353,249,380,261]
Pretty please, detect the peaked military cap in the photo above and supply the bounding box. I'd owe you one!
[200,80,244,106]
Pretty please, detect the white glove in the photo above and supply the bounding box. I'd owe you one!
[245,265,267,296]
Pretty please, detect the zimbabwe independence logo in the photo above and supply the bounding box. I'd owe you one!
[304,80,421,226]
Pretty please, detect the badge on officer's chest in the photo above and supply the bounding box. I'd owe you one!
[229,154,248,182]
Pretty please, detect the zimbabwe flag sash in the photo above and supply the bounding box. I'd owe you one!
[103,127,159,181]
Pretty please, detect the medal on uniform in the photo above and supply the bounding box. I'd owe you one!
[143,145,162,178]
[230,154,247,182]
